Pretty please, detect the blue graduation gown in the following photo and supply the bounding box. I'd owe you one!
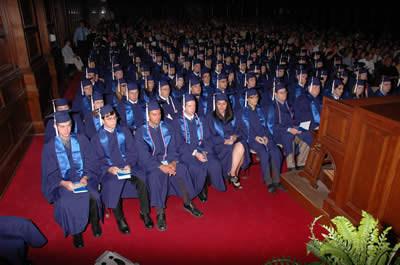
[0,216,47,265]
[173,112,226,192]
[205,113,250,177]
[238,106,283,183]
[83,111,102,139]
[288,82,306,106]
[135,122,196,208]
[105,79,121,107]
[72,95,93,120]
[44,113,84,143]
[293,94,322,146]
[90,126,144,209]
[269,99,312,155]
[195,95,211,118]
[158,96,181,121]
[116,99,146,133]
[41,134,102,237]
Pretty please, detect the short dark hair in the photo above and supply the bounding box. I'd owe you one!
[102,111,116,119]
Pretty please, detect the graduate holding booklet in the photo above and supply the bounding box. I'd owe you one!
[41,110,103,249]
[90,105,154,234]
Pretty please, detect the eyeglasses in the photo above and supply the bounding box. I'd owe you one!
[104,116,117,121]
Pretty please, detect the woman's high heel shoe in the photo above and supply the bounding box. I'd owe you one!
[228,175,243,190]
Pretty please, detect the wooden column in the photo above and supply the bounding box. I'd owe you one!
[35,0,59,99]
[5,0,44,133]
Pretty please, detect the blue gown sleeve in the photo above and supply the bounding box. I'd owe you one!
[41,141,63,204]
[134,126,162,171]
[90,133,113,179]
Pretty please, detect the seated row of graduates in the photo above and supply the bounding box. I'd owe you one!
[42,76,323,248]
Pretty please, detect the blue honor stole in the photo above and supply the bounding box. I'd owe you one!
[242,105,266,141]
[99,125,127,166]
[179,112,204,145]
[55,134,83,180]
[142,121,171,161]
[82,96,91,113]
[214,116,236,139]
[307,94,321,124]
[123,100,136,130]
[93,114,101,132]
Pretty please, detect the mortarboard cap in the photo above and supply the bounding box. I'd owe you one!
[81,78,92,87]
[190,78,200,87]
[247,88,258,97]
[148,100,160,111]
[274,83,286,92]
[127,81,138,91]
[100,104,114,116]
[217,73,227,80]
[46,110,72,123]
[92,92,103,101]
[114,65,123,72]
[215,93,228,101]
[55,98,68,107]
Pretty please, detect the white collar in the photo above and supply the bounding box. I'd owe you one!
[128,99,138,104]
[183,111,194,121]
[104,127,115,133]
[159,95,169,104]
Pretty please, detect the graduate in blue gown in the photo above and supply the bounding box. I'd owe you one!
[326,79,345,100]
[189,77,211,118]
[44,98,83,143]
[173,94,226,202]
[41,111,102,248]
[104,65,124,107]
[205,93,250,190]
[135,101,204,232]
[287,67,308,106]
[170,73,186,100]
[72,78,95,120]
[238,88,286,194]
[116,81,146,135]
[157,80,181,121]
[83,92,104,139]
[269,83,311,171]
[293,77,323,134]
[351,79,367,99]
[200,69,215,99]
[90,105,153,233]
[0,216,47,265]
[374,77,392,97]
[140,74,157,103]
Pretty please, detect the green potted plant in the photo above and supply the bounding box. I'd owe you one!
[265,211,400,265]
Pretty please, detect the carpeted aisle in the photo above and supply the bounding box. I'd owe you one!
[0,135,325,265]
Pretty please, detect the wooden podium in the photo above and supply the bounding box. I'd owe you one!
[283,95,400,236]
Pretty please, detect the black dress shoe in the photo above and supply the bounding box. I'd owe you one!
[267,184,276,194]
[296,166,305,171]
[198,187,208,203]
[183,202,204,218]
[288,167,297,172]
[72,233,84,248]
[91,221,102,238]
[156,213,167,231]
[116,217,131,235]
[140,213,154,229]
[274,182,288,192]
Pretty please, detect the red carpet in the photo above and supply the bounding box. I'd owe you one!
[0,136,325,265]
[63,72,82,103]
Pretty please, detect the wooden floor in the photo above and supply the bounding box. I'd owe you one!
[281,170,331,225]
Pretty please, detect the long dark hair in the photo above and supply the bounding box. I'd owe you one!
[213,99,234,123]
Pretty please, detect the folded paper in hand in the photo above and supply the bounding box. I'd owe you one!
[117,169,131,180]
[299,121,311,131]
